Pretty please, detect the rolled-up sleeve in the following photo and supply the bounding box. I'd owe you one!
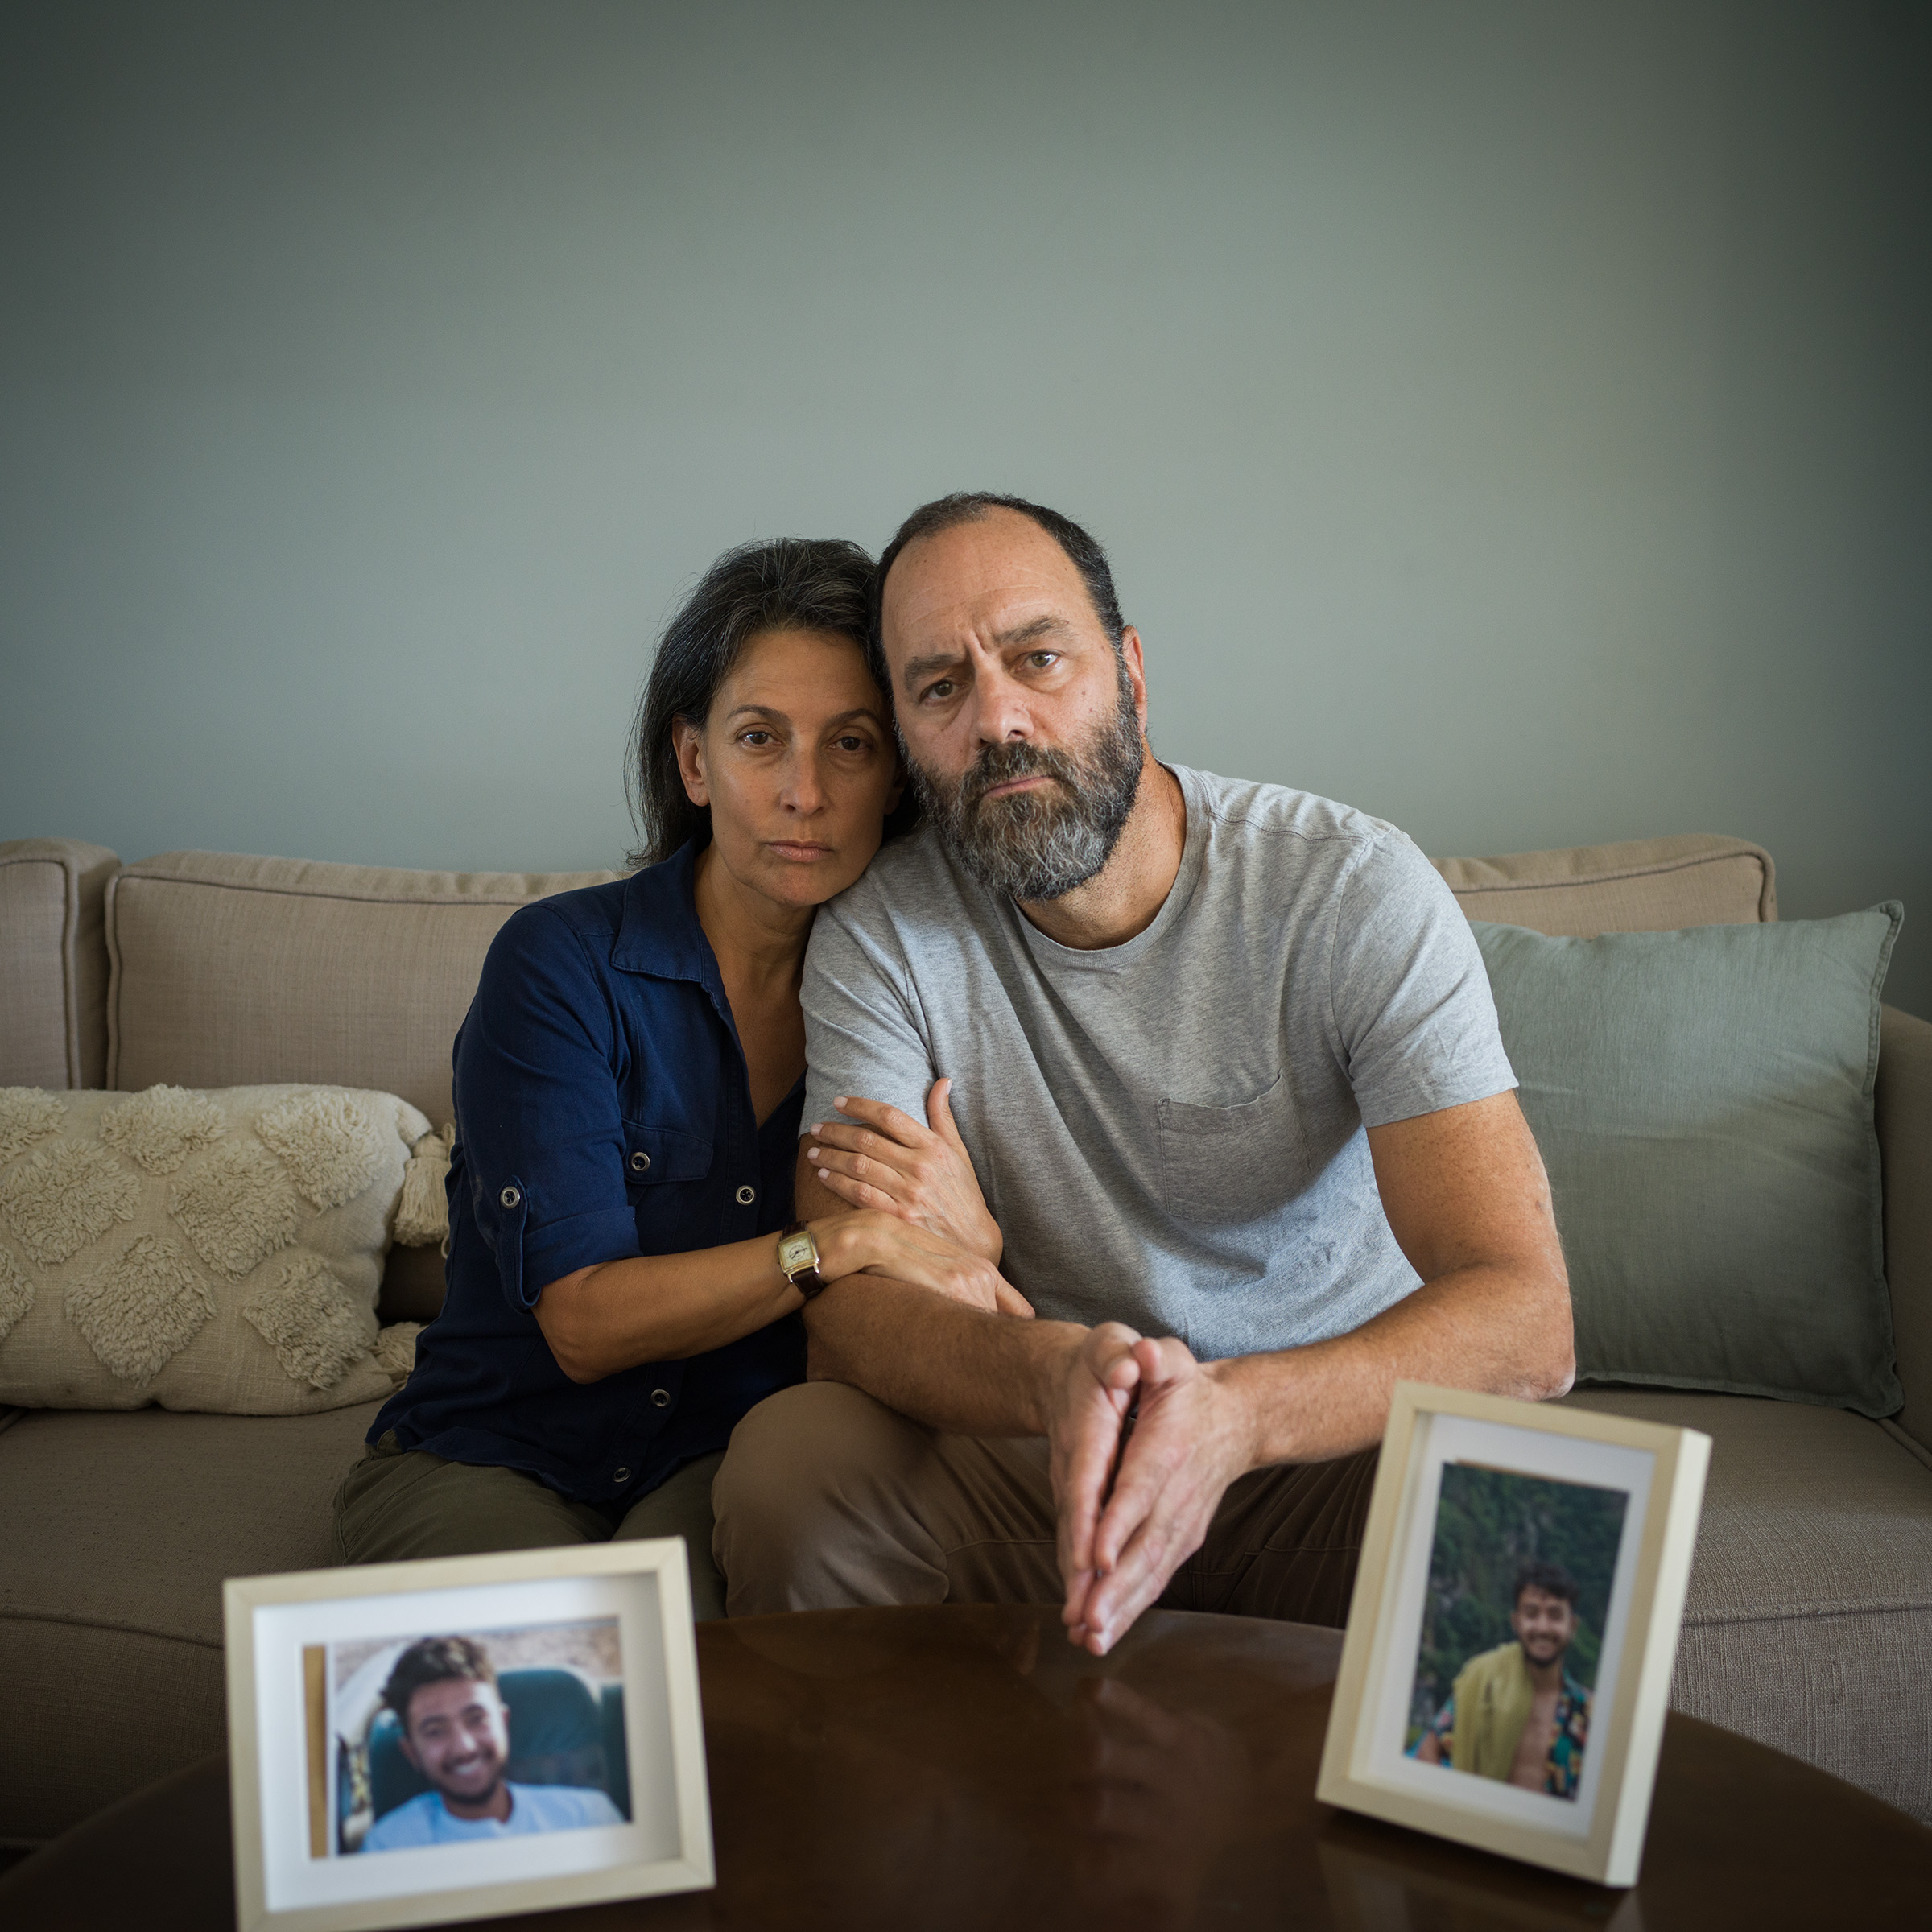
[456,903,642,1310]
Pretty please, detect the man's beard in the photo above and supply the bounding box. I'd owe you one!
[910,656,1146,902]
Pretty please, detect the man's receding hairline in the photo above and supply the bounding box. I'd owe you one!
[880,510,1113,656]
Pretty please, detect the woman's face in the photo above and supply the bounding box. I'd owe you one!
[675,627,902,911]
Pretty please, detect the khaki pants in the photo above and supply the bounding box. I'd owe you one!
[712,1382,1378,1626]
[330,1434,729,1621]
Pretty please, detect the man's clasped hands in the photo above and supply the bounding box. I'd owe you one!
[801,1080,1263,1657]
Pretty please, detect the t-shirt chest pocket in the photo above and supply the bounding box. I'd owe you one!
[1157,1072,1310,1224]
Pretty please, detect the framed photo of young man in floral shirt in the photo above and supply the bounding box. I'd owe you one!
[1318,1385,1711,1887]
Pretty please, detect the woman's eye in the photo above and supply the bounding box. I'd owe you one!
[833,735,870,753]
[740,729,774,747]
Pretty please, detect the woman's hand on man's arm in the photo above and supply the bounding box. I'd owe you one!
[803,1079,1003,1265]
[533,1199,1029,1384]
[813,1206,1033,1319]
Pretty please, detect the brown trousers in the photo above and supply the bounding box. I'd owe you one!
[712,1382,1379,1627]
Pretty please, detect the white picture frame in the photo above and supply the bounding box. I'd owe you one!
[223,1538,714,1932]
[1315,1383,1710,1888]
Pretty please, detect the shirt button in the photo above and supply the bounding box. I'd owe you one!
[650,1388,671,1408]
[613,1467,631,1483]
[630,1150,650,1174]
[499,1186,521,1210]
[736,1184,756,1205]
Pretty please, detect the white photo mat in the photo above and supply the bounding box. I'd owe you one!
[1316,1384,1709,1888]
[225,1539,714,1932]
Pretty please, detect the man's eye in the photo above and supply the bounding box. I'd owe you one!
[1025,651,1059,670]
[921,679,956,704]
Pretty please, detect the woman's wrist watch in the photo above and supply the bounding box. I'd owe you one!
[777,1221,828,1300]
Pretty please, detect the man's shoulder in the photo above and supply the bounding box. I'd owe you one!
[511,1781,621,1825]
[1181,766,1412,867]
[817,825,986,941]
[1454,1640,1527,1687]
[363,1790,442,1847]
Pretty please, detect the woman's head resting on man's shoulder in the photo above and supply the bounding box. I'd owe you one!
[629,537,911,911]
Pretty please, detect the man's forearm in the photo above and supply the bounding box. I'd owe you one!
[803,1274,1084,1435]
[1210,1257,1574,1468]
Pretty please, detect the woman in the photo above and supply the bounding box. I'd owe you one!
[332,538,1014,1614]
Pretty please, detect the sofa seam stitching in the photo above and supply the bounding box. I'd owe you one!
[1682,1596,1932,1627]
[0,1607,222,1650]
[1442,848,1768,897]
[111,870,613,910]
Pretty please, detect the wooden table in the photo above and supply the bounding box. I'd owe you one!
[4,1604,1928,1930]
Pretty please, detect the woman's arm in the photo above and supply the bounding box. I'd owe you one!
[533,1208,1030,1383]
[801,1079,1003,1263]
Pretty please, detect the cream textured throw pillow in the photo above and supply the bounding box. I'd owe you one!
[0,1084,437,1414]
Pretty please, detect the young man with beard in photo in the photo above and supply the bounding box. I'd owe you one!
[712,493,1575,1657]
[359,1637,623,1851]
[1411,1560,1594,1797]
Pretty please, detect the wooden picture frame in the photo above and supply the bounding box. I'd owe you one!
[1315,1383,1710,1887]
[224,1538,714,1932]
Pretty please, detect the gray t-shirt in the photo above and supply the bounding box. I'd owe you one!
[802,765,1516,1362]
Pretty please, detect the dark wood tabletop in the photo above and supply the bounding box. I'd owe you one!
[4,1603,1928,1930]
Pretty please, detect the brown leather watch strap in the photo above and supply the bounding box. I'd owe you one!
[779,1220,829,1300]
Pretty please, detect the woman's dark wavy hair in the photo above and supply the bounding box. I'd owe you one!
[627,537,914,866]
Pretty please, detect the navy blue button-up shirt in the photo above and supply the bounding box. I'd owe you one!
[369,842,806,1503]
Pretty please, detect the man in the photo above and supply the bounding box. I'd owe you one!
[359,1637,622,1851]
[712,492,1572,1655]
[1412,1560,1592,1797]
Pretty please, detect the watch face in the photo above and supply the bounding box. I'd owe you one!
[778,1231,816,1275]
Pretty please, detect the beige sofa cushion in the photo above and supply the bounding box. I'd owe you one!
[106,852,623,1125]
[0,1398,382,1843]
[1564,1389,1932,1823]
[1433,832,1775,935]
[0,840,118,1091]
[0,1085,428,1415]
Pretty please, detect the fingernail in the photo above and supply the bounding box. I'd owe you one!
[817,1169,830,1182]
[833,1097,848,1108]
[806,1148,820,1161]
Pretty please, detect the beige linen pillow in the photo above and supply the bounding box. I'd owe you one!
[0,1083,438,1414]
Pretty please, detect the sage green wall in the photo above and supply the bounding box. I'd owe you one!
[3,2,1927,1013]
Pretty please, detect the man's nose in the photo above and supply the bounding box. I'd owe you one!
[968,664,1032,746]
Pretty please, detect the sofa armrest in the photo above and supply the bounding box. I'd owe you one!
[1879,1004,1932,1451]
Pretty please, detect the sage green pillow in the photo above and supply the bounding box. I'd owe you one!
[1472,906,1903,1415]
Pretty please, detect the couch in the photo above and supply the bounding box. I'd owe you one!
[1,830,1927,1850]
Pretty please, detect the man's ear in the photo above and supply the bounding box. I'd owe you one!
[673,717,709,807]
[398,1734,421,1773]
[1118,625,1150,730]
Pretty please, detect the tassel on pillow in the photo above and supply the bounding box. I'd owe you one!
[394,1123,453,1248]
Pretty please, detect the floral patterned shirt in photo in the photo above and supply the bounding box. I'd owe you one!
[1411,1670,1592,1798]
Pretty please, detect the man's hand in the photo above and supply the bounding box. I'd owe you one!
[1060,1337,1258,1656]
[804,1080,1003,1265]
[1040,1324,1146,1650]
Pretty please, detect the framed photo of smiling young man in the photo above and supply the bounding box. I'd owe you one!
[1316,1385,1710,1887]
[223,1539,712,1932]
